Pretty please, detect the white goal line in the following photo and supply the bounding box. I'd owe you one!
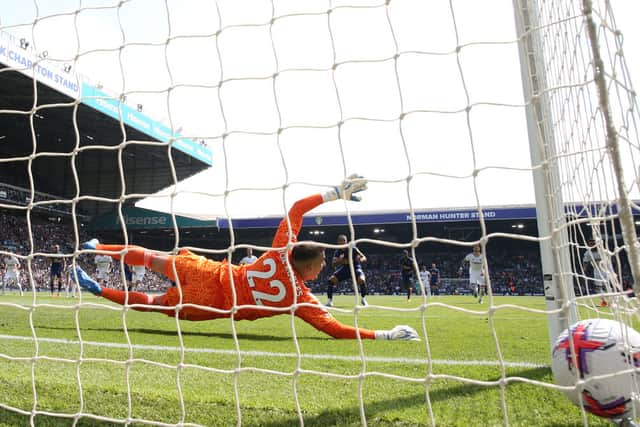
[0,334,546,369]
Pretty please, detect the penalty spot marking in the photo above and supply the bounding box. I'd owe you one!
[0,333,546,368]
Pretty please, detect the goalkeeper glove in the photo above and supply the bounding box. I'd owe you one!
[323,174,368,202]
[375,325,421,341]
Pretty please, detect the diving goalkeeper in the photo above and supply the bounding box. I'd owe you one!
[74,175,419,341]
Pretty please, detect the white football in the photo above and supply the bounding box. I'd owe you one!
[551,318,640,420]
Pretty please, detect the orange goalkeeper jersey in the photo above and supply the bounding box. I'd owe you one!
[161,193,376,339]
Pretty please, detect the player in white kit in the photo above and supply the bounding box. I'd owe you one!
[582,237,618,307]
[64,264,78,297]
[95,254,113,285]
[3,254,23,296]
[419,264,431,298]
[131,265,146,291]
[239,248,258,266]
[462,244,486,303]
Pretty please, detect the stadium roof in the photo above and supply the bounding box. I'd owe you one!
[0,32,212,218]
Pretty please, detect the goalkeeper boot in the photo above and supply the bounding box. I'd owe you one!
[81,238,99,250]
[325,299,333,307]
[75,267,102,295]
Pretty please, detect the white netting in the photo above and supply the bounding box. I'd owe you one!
[1,0,640,425]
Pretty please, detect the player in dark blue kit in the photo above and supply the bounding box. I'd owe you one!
[325,234,368,307]
[401,249,415,300]
[429,262,441,296]
[123,263,134,291]
[50,244,66,296]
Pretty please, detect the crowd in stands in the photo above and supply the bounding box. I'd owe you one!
[0,213,170,294]
[6,210,635,299]
[307,250,544,296]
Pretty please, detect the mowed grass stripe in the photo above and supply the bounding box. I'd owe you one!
[0,295,615,425]
[0,333,546,368]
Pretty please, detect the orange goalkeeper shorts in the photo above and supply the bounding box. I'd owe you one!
[160,250,232,320]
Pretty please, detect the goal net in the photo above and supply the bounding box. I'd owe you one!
[0,0,639,425]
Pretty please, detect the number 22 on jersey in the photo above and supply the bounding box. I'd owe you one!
[246,258,287,305]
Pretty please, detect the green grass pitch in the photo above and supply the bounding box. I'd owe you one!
[0,293,615,426]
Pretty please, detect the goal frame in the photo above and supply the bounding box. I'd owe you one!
[513,0,640,347]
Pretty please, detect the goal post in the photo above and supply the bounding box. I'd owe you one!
[513,0,640,347]
[512,0,579,347]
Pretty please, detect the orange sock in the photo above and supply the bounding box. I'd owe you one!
[101,287,155,311]
[95,244,148,266]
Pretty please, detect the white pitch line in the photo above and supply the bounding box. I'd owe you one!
[0,334,547,368]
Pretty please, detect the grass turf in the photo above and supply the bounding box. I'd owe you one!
[0,293,617,426]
